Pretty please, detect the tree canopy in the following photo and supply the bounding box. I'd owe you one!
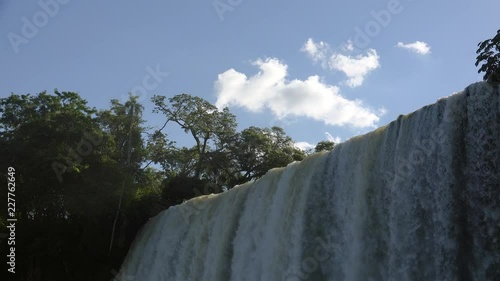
[0,90,325,281]
[314,140,336,153]
[476,29,500,82]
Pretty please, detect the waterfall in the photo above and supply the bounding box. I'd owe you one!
[117,82,500,281]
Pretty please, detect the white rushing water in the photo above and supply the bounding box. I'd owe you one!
[117,82,500,281]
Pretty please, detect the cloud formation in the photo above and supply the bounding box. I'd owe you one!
[301,38,380,87]
[329,49,380,87]
[215,58,381,128]
[396,41,431,55]
[295,141,316,151]
[301,38,330,68]
[325,132,342,144]
[295,132,342,152]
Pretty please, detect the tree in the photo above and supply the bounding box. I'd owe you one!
[151,94,308,195]
[152,94,237,180]
[476,29,500,82]
[98,96,147,173]
[0,91,168,281]
[314,140,335,153]
[97,96,148,256]
[0,89,312,280]
[0,91,101,220]
[230,126,306,185]
[0,91,123,280]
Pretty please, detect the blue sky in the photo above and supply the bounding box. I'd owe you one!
[1,0,499,150]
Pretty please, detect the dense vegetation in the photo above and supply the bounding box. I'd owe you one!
[0,91,334,281]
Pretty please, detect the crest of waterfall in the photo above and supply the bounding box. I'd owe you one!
[117,82,500,281]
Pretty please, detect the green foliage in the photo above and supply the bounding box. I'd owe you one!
[0,91,121,280]
[0,90,307,280]
[151,93,306,193]
[0,91,101,219]
[476,29,500,82]
[230,126,306,185]
[0,92,162,280]
[152,93,237,179]
[98,96,147,173]
[98,95,150,256]
[314,140,335,153]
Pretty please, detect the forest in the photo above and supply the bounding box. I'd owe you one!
[0,91,334,281]
[1,16,498,280]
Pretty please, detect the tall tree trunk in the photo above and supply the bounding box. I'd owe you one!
[108,106,135,256]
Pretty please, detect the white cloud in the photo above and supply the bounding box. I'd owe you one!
[215,58,381,128]
[295,141,315,151]
[344,40,354,52]
[329,49,380,87]
[301,38,380,87]
[301,38,330,68]
[396,41,431,55]
[325,132,341,143]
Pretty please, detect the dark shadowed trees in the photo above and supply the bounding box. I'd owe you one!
[476,29,500,82]
[0,90,309,281]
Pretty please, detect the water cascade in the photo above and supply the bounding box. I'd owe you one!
[117,82,500,281]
